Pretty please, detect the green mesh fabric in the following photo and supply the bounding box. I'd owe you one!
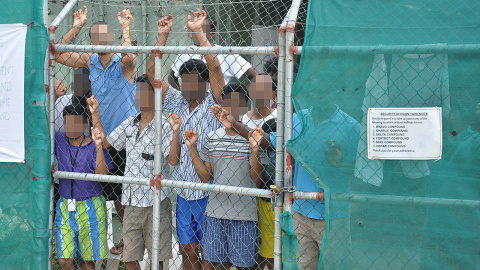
[286,0,480,269]
[0,1,49,269]
[280,211,301,270]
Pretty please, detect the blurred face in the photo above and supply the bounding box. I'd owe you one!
[72,70,91,97]
[223,92,248,121]
[64,115,88,139]
[181,72,207,101]
[189,21,212,45]
[249,75,274,108]
[135,82,155,111]
[90,24,115,45]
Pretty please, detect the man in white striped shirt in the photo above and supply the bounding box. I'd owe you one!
[147,10,224,270]
[89,74,175,269]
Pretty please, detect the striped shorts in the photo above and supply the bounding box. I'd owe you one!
[203,216,259,267]
[55,195,108,261]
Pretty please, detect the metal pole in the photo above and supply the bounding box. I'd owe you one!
[283,0,303,213]
[141,0,148,75]
[280,2,302,269]
[99,1,105,22]
[289,44,480,55]
[54,44,277,55]
[151,53,163,270]
[53,171,150,185]
[53,171,274,198]
[47,8,57,270]
[273,9,289,270]
[51,171,480,208]
[292,191,325,201]
[293,191,480,208]
[50,0,79,28]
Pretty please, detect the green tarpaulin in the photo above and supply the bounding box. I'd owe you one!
[287,0,480,269]
[0,1,49,269]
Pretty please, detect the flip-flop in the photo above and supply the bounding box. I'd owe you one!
[110,241,124,255]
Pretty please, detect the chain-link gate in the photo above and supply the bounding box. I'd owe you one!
[46,0,480,270]
[47,0,307,269]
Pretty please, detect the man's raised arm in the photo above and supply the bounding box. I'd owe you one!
[188,9,224,104]
[118,9,137,79]
[55,6,91,68]
[147,15,173,101]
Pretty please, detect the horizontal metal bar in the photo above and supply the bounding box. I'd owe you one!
[53,171,274,198]
[54,171,479,207]
[54,44,277,55]
[298,44,480,55]
[54,171,150,186]
[331,192,480,208]
[293,191,324,201]
[162,179,273,198]
[293,190,480,208]
[50,0,79,28]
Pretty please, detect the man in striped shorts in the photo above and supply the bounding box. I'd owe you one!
[54,104,112,270]
[146,10,225,270]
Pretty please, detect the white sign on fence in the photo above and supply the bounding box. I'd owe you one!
[367,107,442,160]
[0,24,27,163]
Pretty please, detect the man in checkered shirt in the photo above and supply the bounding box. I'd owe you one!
[147,11,225,270]
[89,74,175,269]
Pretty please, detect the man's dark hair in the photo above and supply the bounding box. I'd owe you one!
[222,83,249,103]
[264,57,299,76]
[71,68,91,112]
[63,104,89,120]
[136,74,153,91]
[264,57,277,75]
[272,77,277,92]
[89,21,109,38]
[262,118,277,134]
[71,95,89,113]
[179,59,210,82]
[205,12,217,32]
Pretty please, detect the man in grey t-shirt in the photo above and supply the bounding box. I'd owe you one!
[183,84,266,268]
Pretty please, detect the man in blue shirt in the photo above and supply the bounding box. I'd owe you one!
[211,102,360,270]
[54,6,138,254]
[55,7,137,132]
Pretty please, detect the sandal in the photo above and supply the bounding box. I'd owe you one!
[110,240,124,255]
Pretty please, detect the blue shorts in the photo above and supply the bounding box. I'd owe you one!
[175,195,209,245]
[203,216,259,267]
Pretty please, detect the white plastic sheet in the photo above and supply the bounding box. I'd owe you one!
[0,24,27,162]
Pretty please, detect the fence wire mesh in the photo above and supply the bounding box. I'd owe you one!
[48,0,301,269]
[0,0,51,268]
[45,0,480,270]
[288,0,480,269]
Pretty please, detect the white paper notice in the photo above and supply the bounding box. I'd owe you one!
[368,107,442,160]
[0,24,27,163]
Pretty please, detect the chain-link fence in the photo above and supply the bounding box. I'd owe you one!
[47,0,306,269]
[0,0,51,269]
[46,0,480,270]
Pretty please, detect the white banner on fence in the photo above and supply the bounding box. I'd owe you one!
[0,24,27,163]
[367,107,442,160]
